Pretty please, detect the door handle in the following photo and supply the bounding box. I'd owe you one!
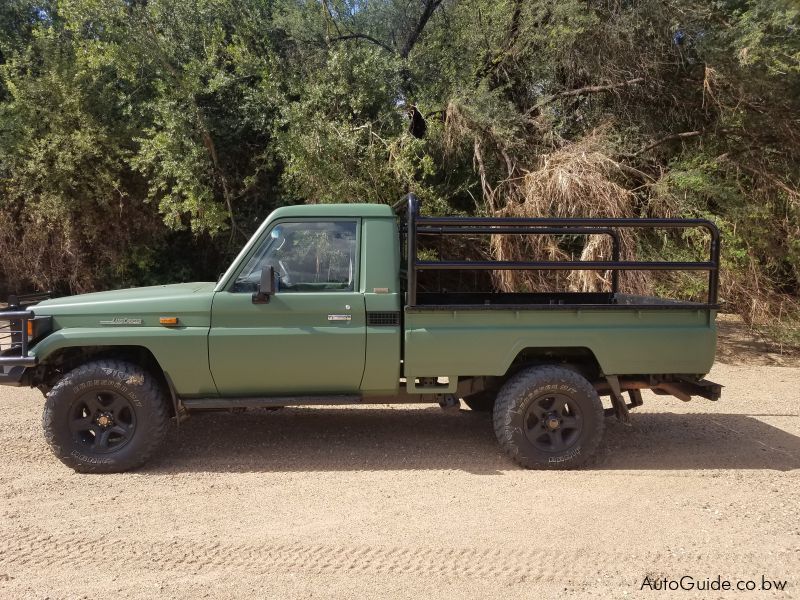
[327,314,352,321]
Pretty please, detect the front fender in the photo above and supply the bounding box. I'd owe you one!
[31,327,217,397]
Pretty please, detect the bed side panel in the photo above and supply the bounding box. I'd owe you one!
[404,308,716,379]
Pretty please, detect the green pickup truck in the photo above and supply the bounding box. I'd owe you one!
[0,195,722,472]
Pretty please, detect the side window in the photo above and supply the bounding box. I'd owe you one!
[233,221,358,293]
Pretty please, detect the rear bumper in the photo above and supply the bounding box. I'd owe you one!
[595,376,723,402]
[662,377,722,401]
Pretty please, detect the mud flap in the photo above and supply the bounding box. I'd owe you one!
[605,375,631,426]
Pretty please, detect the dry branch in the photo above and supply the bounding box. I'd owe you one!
[329,34,394,54]
[633,130,704,156]
[535,78,644,108]
[728,160,800,200]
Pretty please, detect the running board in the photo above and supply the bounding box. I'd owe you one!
[182,395,362,410]
[180,378,497,410]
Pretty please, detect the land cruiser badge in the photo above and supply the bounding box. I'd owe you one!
[99,318,143,326]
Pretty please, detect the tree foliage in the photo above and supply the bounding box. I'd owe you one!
[0,0,798,337]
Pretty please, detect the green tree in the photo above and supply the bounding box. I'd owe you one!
[0,0,797,340]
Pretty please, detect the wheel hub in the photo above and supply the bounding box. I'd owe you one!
[96,412,115,428]
[523,393,583,452]
[544,413,561,431]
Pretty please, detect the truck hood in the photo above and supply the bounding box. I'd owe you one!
[32,282,216,329]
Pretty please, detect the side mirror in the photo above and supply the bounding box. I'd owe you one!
[252,265,275,304]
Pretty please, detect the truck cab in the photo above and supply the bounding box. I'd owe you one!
[209,203,402,397]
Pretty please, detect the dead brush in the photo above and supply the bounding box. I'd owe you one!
[491,139,661,294]
[720,255,800,352]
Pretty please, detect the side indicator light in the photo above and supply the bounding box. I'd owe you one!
[27,320,34,338]
[159,317,179,326]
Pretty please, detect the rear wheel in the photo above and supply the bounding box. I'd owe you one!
[493,366,604,469]
[43,359,170,473]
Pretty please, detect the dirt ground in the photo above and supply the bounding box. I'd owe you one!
[0,319,798,599]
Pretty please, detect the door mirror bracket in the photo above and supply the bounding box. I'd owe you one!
[252,266,276,304]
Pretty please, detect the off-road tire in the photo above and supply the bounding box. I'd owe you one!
[493,366,604,469]
[462,391,496,412]
[43,359,170,473]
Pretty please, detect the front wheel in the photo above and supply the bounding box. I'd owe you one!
[43,359,171,473]
[493,366,604,469]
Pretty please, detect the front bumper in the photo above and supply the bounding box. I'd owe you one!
[0,363,31,386]
[1,306,43,386]
[0,355,37,367]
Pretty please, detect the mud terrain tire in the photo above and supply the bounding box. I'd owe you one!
[493,366,604,469]
[43,360,170,473]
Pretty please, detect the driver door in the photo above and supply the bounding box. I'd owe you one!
[209,219,366,396]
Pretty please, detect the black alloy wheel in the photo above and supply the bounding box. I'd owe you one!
[70,390,137,453]
[523,392,582,452]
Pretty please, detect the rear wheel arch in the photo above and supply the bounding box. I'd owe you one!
[505,346,603,382]
[463,347,603,412]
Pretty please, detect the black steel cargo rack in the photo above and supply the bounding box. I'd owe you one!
[393,193,721,310]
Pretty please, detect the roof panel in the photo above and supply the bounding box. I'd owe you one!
[270,203,394,219]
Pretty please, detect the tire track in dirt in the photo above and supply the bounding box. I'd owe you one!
[0,532,559,580]
[0,531,774,582]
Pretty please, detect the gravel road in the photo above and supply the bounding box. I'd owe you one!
[0,359,798,599]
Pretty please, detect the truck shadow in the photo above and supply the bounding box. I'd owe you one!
[145,407,800,474]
